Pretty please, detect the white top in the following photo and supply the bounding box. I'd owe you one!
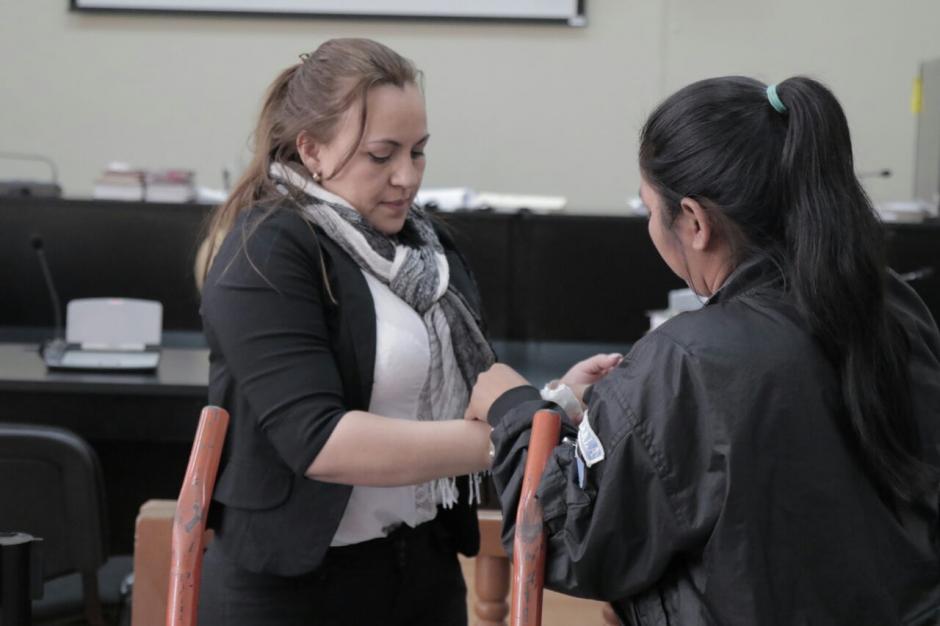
[330,272,436,546]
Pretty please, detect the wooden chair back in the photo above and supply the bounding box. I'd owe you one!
[165,406,229,626]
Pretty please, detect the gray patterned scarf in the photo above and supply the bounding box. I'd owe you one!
[271,163,495,510]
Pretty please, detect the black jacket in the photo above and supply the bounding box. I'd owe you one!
[489,258,940,625]
[201,207,484,576]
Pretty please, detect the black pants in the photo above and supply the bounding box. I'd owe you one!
[198,518,468,626]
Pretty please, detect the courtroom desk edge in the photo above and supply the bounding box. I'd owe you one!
[0,343,209,397]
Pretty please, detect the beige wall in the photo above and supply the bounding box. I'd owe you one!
[1,0,938,212]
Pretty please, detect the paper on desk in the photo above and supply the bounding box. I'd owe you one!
[415,187,567,213]
[875,200,932,223]
[475,192,566,213]
[415,188,476,211]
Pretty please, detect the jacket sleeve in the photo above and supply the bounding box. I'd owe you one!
[487,331,725,602]
[201,210,347,477]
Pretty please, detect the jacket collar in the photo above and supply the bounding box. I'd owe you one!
[706,253,784,306]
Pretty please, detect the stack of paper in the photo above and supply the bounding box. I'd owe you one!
[145,169,196,203]
[93,163,145,201]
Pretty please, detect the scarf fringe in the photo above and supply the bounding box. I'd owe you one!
[470,471,484,506]
[436,476,458,509]
[435,472,487,509]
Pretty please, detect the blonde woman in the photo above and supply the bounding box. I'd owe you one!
[197,39,493,625]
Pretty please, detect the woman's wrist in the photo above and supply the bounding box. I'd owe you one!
[465,418,494,470]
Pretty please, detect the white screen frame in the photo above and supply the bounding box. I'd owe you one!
[70,0,587,26]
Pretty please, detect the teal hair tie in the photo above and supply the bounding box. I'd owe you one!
[766,84,787,114]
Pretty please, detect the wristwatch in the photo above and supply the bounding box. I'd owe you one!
[539,381,583,421]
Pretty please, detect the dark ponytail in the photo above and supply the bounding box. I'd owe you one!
[774,78,934,501]
[640,76,936,503]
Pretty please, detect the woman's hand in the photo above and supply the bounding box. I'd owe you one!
[560,353,622,386]
[465,363,530,422]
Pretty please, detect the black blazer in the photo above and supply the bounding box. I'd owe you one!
[201,206,484,576]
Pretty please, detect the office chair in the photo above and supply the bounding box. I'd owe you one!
[0,422,132,626]
[166,406,229,626]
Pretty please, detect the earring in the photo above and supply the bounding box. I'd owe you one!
[312,171,322,183]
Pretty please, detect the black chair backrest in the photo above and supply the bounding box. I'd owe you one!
[0,423,108,580]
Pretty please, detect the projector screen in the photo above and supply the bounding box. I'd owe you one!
[71,0,586,25]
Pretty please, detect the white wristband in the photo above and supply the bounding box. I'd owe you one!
[540,381,583,421]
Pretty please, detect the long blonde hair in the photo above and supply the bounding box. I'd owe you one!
[197,38,420,286]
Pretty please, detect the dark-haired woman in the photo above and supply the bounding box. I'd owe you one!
[196,39,502,626]
[467,76,940,625]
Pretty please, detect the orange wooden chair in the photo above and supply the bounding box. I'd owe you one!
[509,410,621,626]
[165,406,229,626]
[509,409,561,626]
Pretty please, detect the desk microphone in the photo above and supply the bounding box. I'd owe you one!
[30,234,67,360]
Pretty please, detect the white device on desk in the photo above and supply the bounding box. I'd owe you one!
[43,298,162,372]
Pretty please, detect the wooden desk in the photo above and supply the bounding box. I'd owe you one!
[0,343,208,401]
[1,340,621,622]
[0,339,619,554]
[0,343,209,553]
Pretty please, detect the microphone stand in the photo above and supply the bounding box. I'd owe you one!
[30,234,67,360]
